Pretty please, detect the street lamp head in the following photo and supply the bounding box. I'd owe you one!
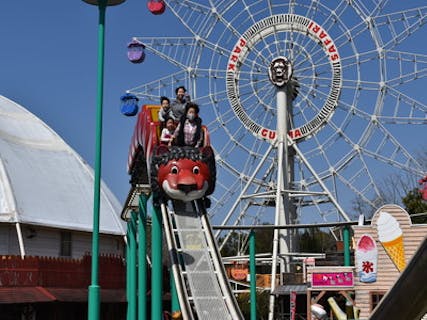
[82,0,126,6]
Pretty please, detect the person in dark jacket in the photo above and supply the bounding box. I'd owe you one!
[158,96,175,122]
[170,86,191,120]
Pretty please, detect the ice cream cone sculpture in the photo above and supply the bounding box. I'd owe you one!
[376,211,406,272]
[356,234,377,282]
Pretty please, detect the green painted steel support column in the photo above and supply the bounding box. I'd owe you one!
[126,223,131,320]
[343,226,351,266]
[138,195,148,320]
[170,270,180,315]
[82,0,125,318]
[87,2,106,319]
[250,230,257,320]
[128,211,138,320]
[152,203,163,319]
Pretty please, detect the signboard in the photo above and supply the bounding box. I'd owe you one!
[290,291,296,320]
[356,234,378,282]
[230,262,248,281]
[312,271,354,288]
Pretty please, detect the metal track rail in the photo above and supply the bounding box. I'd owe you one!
[161,200,243,320]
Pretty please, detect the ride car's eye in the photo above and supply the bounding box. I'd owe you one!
[193,166,200,174]
[171,166,179,174]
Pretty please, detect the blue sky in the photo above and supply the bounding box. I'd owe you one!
[0,1,182,204]
[0,1,425,225]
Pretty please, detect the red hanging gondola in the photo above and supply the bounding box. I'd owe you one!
[147,0,166,15]
[419,175,427,201]
[127,39,145,64]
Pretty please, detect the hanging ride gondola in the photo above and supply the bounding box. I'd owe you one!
[419,175,427,201]
[147,0,166,15]
[127,38,146,64]
[120,93,139,116]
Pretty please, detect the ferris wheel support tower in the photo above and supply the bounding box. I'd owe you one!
[266,54,353,319]
[269,56,295,319]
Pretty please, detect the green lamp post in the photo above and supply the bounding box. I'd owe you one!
[81,0,126,319]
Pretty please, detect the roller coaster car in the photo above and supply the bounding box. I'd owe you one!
[127,105,216,204]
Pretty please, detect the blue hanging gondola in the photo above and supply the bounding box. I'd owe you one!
[147,0,166,15]
[120,93,139,116]
[127,39,145,64]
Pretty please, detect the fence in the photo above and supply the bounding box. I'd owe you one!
[0,254,125,288]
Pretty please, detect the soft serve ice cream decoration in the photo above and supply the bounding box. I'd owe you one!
[376,211,406,272]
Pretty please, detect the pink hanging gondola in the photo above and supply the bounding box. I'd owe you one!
[147,0,166,15]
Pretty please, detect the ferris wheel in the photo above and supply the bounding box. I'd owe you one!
[128,0,427,244]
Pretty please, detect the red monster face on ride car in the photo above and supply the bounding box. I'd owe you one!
[152,146,216,202]
[157,158,211,201]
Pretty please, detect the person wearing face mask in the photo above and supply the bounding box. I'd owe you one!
[169,102,203,147]
[170,85,191,120]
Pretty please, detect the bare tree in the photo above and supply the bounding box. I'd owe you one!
[352,145,427,219]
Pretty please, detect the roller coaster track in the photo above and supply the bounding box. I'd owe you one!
[161,199,243,320]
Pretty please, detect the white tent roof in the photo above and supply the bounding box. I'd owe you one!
[0,95,126,235]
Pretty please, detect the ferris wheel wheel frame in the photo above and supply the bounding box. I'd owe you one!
[226,14,343,143]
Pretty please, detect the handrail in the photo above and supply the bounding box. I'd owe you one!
[160,203,194,320]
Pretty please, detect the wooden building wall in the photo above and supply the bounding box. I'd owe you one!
[0,225,14,254]
[352,204,427,319]
[0,224,125,258]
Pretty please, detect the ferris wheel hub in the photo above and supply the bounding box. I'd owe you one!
[268,56,293,87]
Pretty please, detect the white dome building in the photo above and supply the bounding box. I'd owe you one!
[0,95,126,258]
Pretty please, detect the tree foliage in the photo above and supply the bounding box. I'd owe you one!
[219,225,275,257]
[351,173,419,219]
[254,225,274,254]
[351,145,426,219]
[219,231,241,257]
[298,227,336,253]
[402,188,427,224]
[236,290,270,319]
